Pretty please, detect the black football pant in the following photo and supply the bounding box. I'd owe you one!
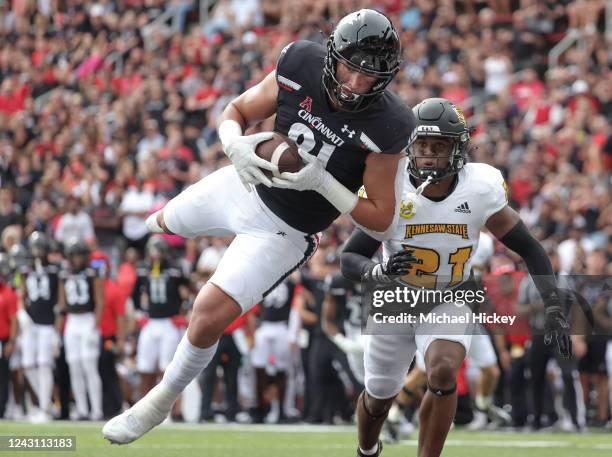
[99,336,123,418]
[198,334,241,421]
[54,344,71,419]
[530,335,580,428]
[0,342,9,418]
[306,336,345,423]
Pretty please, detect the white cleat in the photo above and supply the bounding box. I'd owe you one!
[467,410,488,431]
[102,384,176,445]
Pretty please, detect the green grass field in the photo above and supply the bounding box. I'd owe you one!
[1,421,611,457]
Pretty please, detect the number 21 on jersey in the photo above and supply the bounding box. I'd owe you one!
[400,245,472,289]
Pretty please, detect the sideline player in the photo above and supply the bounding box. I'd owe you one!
[251,278,296,423]
[133,236,189,398]
[341,97,584,457]
[322,269,366,385]
[103,9,415,443]
[58,240,104,420]
[17,232,60,423]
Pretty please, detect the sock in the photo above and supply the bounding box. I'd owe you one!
[161,334,218,394]
[83,358,103,418]
[387,403,402,423]
[24,367,39,401]
[475,394,492,411]
[359,442,379,456]
[68,361,88,417]
[145,212,164,234]
[38,365,54,413]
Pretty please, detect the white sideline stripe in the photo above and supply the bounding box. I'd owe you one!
[401,439,570,448]
[83,442,612,451]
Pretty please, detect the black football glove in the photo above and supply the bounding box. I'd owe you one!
[544,305,572,358]
[542,288,592,359]
[362,250,417,283]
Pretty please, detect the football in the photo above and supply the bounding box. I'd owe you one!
[255,132,304,178]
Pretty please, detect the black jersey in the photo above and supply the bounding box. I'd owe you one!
[21,263,60,325]
[325,272,363,330]
[60,267,100,314]
[257,40,416,234]
[299,273,327,338]
[134,262,188,319]
[260,280,295,322]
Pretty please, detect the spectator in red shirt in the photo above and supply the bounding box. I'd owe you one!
[0,253,18,418]
[91,251,127,418]
[484,265,529,427]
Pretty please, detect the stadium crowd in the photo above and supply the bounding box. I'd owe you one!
[0,0,610,432]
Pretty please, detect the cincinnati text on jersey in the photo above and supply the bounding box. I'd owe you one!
[298,109,345,146]
[404,224,469,239]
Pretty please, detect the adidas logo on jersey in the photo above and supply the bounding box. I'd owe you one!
[454,202,471,213]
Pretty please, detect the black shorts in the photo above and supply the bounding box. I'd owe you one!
[578,335,609,374]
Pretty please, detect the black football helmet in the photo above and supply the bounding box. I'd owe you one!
[323,9,401,112]
[64,238,90,268]
[407,98,471,182]
[9,244,31,271]
[65,239,89,257]
[28,231,50,260]
[146,235,168,261]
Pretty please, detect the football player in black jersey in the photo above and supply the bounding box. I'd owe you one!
[323,271,366,385]
[251,278,297,423]
[104,9,416,443]
[57,240,104,420]
[134,236,189,399]
[17,232,60,423]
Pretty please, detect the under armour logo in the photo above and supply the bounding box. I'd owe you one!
[341,124,355,138]
[276,231,287,237]
[299,96,313,112]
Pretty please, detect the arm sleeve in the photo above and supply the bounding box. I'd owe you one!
[340,229,382,282]
[498,220,556,299]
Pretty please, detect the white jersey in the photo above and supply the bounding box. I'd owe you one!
[383,163,507,290]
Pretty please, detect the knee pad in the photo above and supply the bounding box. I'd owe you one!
[365,375,402,401]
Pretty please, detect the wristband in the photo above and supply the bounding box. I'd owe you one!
[320,172,359,214]
[218,119,243,149]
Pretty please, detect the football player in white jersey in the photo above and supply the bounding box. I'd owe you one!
[341,98,583,457]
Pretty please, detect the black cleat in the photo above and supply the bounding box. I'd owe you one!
[357,440,383,457]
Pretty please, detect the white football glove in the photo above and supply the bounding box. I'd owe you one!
[272,148,326,191]
[332,333,364,355]
[16,308,33,332]
[224,132,279,189]
[272,149,358,214]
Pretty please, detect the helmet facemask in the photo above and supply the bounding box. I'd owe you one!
[407,131,468,183]
[323,43,398,112]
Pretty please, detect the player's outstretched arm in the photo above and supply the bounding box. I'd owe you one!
[486,205,590,358]
[217,71,280,188]
[350,152,404,233]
